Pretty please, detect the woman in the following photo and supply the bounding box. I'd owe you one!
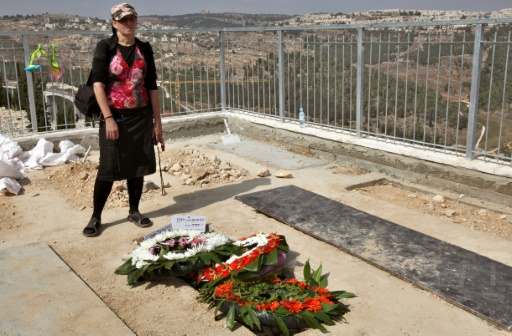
[83,3,164,237]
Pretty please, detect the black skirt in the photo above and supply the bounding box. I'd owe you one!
[97,106,156,181]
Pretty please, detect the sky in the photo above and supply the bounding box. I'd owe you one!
[1,0,511,19]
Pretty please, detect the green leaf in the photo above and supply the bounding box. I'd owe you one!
[303,260,311,282]
[318,274,328,288]
[314,311,334,325]
[246,307,261,331]
[320,302,340,313]
[226,304,236,330]
[198,253,212,265]
[263,249,277,265]
[243,258,261,272]
[331,290,356,299]
[274,316,290,336]
[114,259,136,275]
[162,261,176,270]
[127,267,146,285]
[311,263,323,282]
[299,310,323,330]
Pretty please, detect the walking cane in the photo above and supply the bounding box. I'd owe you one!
[155,140,167,196]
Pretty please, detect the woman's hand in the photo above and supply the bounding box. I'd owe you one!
[153,119,163,147]
[105,118,119,141]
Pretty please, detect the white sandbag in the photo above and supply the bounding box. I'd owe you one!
[0,177,22,195]
[0,160,23,179]
[22,138,54,169]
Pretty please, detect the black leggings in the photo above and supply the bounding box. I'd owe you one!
[92,176,144,220]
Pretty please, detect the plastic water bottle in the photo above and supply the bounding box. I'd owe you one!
[299,107,306,128]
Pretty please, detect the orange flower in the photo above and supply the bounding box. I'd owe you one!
[256,302,270,311]
[303,298,323,312]
[281,299,304,313]
[284,278,298,284]
[312,286,330,296]
[264,238,280,252]
[316,296,334,304]
[214,282,233,297]
[297,281,309,289]
[268,301,280,311]
[272,278,282,283]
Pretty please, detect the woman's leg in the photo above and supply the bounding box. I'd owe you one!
[83,177,113,236]
[127,176,151,226]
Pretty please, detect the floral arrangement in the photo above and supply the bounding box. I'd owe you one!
[115,230,238,285]
[190,232,289,287]
[200,260,354,336]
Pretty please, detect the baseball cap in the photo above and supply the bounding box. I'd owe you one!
[111,3,138,21]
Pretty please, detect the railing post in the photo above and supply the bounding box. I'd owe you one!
[356,28,365,137]
[278,30,285,122]
[219,31,226,112]
[466,24,484,160]
[22,35,38,133]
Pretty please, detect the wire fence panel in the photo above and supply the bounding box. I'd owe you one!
[0,19,511,165]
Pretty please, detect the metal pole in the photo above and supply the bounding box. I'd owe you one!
[22,35,38,134]
[466,24,484,160]
[278,30,284,122]
[356,28,365,137]
[219,31,226,112]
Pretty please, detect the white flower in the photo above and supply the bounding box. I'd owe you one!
[163,251,185,261]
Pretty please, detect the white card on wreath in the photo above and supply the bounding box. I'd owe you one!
[171,215,206,233]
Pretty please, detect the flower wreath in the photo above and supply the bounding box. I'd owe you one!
[200,260,355,335]
[192,232,289,286]
[115,230,238,285]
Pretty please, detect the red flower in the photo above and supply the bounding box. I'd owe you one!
[297,281,309,289]
[215,264,230,277]
[303,298,323,312]
[268,301,280,311]
[214,282,233,298]
[316,296,334,304]
[203,267,218,281]
[281,299,304,313]
[229,258,242,271]
[256,302,270,311]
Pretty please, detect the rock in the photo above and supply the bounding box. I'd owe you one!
[428,202,435,211]
[170,162,183,172]
[239,168,249,176]
[185,178,195,185]
[78,172,88,180]
[478,209,488,216]
[257,167,271,177]
[445,209,456,217]
[408,194,417,198]
[432,195,445,203]
[219,161,231,170]
[275,170,293,178]
[163,182,171,188]
[499,214,507,220]
[190,167,208,180]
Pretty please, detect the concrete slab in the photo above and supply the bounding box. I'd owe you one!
[0,242,134,336]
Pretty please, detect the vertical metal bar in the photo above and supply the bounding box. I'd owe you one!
[313,35,316,123]
[413,32,421,141]
[219,31,226,112]
[319,36,323,124]
[367,33,373,133]
[306,35,309,120]
[334,36,338,127]
[376,33,382,135]
[22,35,38,133]
[456,31,466,147]
[434,32,443,146]
[394,33,401,138]
[342,35,345,128]
[403,33,411,141]
[327,35,330,125]
[385,33,391,137]
[444,33,454,147]
[423,32,432,145]
[278,30,285,122]
[483,31,497,156]
[356,28,365,137]
[498,32,511,159]
[466,24,484,159]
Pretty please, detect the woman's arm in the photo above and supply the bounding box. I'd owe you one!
[149,89,163,145]
[93,82,118,141]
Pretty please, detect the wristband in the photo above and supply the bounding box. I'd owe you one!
[105,116,114,120]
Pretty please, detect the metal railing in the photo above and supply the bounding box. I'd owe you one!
[1,17,511,165]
